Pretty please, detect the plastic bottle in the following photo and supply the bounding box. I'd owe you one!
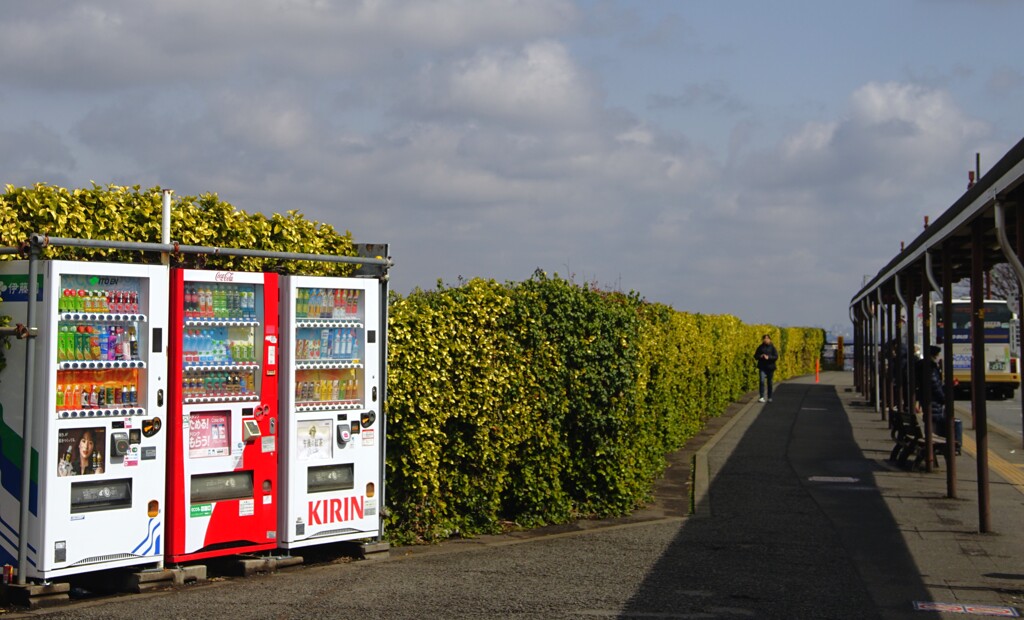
[128,327,139,360]
[119,327,131,361]
[98,325,109,360]
[87,326,100,360]
[107,327,118,361]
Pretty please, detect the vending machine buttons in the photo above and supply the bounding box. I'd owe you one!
[337,425,351,446]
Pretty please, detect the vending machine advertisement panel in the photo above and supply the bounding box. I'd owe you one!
[166,269,279,562]
[279,276,381,548]
[0,260,168,580]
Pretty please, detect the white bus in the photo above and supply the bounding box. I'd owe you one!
[933,299,1020,399]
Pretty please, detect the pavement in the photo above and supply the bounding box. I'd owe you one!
[7,371,1024,619]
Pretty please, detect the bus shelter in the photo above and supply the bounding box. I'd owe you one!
[849,136,1024,533]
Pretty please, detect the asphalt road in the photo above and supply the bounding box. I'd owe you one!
[979,391,1024,441]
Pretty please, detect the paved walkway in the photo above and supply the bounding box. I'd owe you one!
[9,372,1024,619]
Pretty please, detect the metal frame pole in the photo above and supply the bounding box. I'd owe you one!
[15,241,40,585]
[941,244,957,498]
[971,219,991,533]
[920,263,934,472]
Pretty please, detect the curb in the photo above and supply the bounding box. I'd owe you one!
[690,396,761,518]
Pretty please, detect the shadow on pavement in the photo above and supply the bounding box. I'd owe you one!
[620,383,937,619]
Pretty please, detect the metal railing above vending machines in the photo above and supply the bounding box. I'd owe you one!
[1,232,391,585]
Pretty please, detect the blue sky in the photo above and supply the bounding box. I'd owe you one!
[2,1,1022,337]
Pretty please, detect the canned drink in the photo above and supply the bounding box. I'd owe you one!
[3,563,13,584]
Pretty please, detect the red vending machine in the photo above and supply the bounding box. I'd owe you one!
[166,269,279,562]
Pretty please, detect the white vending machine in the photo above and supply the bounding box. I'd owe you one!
[278,276,382,548]
[0,260,169,580]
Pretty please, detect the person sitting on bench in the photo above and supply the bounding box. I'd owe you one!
[918,345,947,436]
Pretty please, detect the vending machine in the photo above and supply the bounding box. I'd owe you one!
[0,260,169,580]
[278,276,382,548]
[166,269,279,562]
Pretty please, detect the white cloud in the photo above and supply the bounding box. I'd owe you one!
[420,40,598,129]
[0,1,579,90]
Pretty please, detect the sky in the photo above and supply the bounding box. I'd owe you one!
[2,1,1023,338]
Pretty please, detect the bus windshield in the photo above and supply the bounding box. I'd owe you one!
[935,300,1013,343]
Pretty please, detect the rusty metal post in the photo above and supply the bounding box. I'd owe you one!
[971,219,991,533]
[921,264,934,472]
[941,245,957,498]
[1017,206,1024,450]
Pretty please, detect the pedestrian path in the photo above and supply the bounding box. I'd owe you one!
[691,372,1024,618]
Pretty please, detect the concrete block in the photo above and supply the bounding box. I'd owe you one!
[235,555,303,577]
[340,540,391,561]
[1,582,71,608]
[172,564,207,586]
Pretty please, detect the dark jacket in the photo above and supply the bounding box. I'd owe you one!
[915,357,945,412]
[754,343,779,372]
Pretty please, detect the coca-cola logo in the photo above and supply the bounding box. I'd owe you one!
[214,272,235,282]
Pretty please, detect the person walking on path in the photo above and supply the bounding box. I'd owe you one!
[754,334,779,403]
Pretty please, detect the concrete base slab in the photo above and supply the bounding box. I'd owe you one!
[172,565,207,586]
[118,568,176,594]
[233,555,304,577]
[339,540,391,561]
[1,581,71,609]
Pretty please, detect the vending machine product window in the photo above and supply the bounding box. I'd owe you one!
[55,274,149,418]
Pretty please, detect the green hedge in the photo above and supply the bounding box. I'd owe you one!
[1,184,825,545]
[0,183,357,275]
[385,273,824,543]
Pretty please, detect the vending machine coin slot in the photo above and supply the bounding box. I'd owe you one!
[360,411,376,427]
[142,417,162,437]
